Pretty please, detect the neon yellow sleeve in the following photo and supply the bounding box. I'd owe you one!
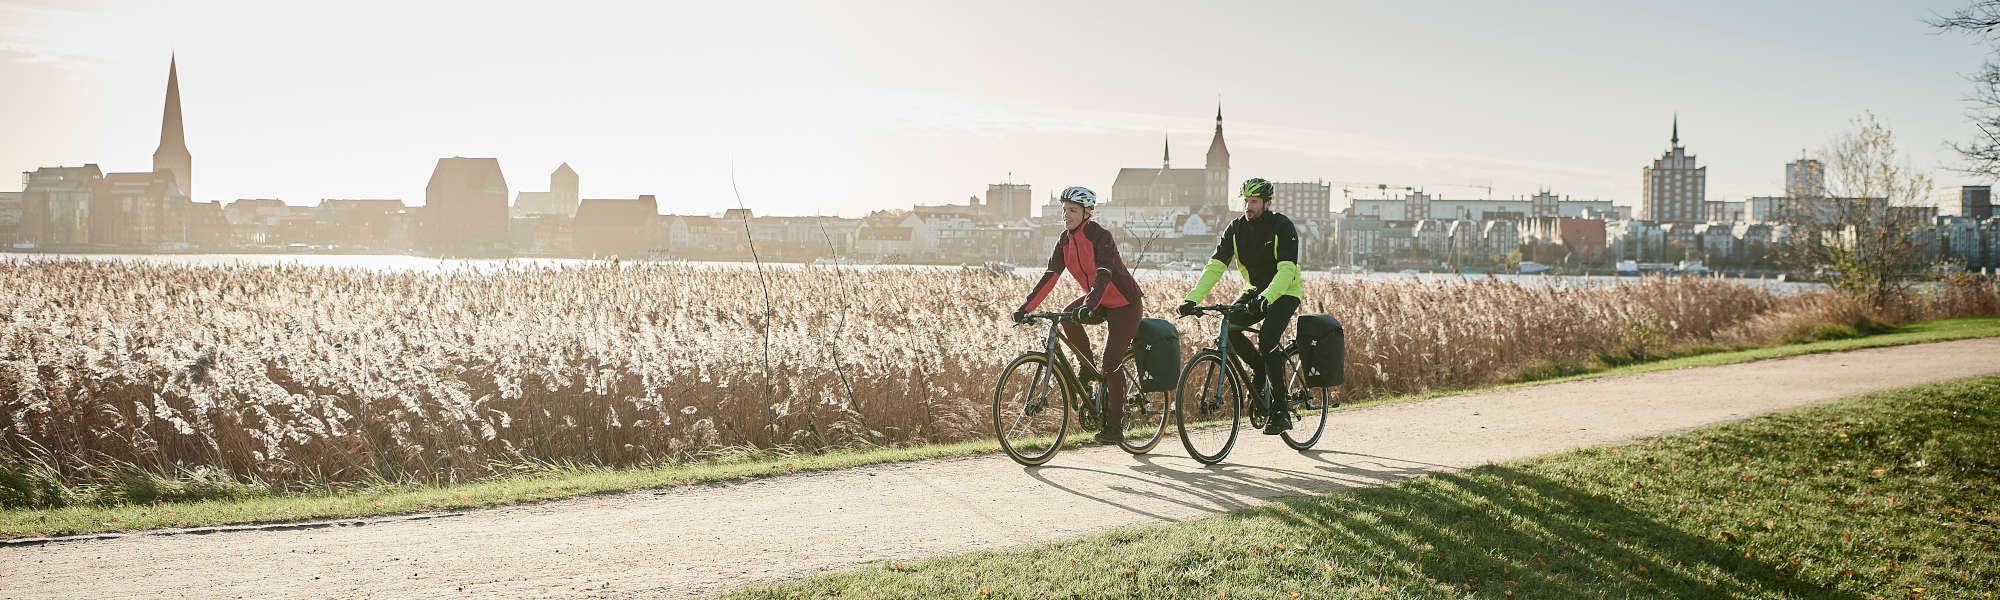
[1185,259,1228,303]
[1260,261,1302,303]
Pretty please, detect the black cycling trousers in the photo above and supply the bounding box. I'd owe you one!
[1228,293,1300,411]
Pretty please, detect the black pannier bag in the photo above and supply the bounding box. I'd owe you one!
[1132,318,1182,393]
[1295,314,1345,387]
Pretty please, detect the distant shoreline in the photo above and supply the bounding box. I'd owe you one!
[0,252,1837,292]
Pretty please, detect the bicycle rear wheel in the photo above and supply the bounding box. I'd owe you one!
[1278,345,1332,450]
[993,353,1072,465]
[1175,351,1243,465]
[1111,351,1168,454]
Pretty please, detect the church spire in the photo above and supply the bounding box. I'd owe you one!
[1162,134,1171,169]
[153,54,193,199]
[1205,102,1229,169]
[158,54,185,152]
[1671,113,1679,146]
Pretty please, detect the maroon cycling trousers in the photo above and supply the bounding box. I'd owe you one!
[1059,297,1142,428]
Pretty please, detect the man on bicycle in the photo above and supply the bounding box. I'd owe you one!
[1178,178,1304,436]
[1013,186,1144,445]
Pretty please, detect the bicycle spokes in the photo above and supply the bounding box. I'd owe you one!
[994,355,1071,466]
[1176,354,1242,464]
[1278,347,1331,450]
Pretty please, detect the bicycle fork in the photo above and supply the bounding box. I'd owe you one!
[1026,360,1055,416]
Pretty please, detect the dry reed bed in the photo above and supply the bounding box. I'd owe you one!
[1,260,1991,487]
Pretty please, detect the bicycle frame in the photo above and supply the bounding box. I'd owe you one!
[1021,312,1103,418]
[1186,304,1300,413]
[1190,305,1254,406]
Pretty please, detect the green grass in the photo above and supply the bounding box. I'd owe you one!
[728,375,2000,600]
[4,316,1997,540]
[0,440,1016,539]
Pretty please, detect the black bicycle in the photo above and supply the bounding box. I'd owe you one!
[1173,304,1336,464]
[992,311,1171,465]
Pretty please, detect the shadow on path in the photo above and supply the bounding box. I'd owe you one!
[1017,449,1437,523]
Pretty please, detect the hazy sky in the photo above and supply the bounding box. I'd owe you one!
[2,0,1991,217]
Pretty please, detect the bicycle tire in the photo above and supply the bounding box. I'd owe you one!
[1112,351,1168,454]
[1175,351,1243,465]
[992,352,1072,466]
[1278,344,1332,450]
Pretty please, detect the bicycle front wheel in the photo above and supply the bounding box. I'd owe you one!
[1111,351,1168,454]
[993,353,1072,466]
[1279,345,1332,450]
[1175,351,1243,465]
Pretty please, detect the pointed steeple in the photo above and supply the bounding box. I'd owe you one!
[1206,102,1230,169]
[1161,134,1171,169]
[1671,113,1679,146]
[153,54,193,200]
[158,55,185,150]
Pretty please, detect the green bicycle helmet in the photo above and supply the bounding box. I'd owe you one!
[1239,178,1275,199]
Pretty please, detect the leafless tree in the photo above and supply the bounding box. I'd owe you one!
[1771,112,1935,308]
[1930,1,2000,177]
[1113,218,1178,266]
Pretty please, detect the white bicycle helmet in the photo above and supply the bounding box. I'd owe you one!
[1059,186,1097,209]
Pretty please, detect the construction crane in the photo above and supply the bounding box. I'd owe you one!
[1433,182,1495,199]
[1322,181,1417,220]
[1326,181,1415,199]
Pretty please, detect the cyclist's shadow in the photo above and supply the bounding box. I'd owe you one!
[1021,464,1244,521]
[1017,452,1435,520]
[1129,452,1434,500]
[1295,448,1457,481]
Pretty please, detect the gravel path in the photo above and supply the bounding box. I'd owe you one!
[5,338,1997,599]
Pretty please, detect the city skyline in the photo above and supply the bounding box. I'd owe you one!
[1,0,1990,218]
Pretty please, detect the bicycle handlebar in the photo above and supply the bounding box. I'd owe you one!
[1185,303,1251,315]
[1183,303,1261,334]
[1017,311,1079,324]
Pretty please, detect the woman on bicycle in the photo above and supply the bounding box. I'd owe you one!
[1012,186,1144,445]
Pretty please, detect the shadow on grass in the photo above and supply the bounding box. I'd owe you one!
[1268,464,1864,599]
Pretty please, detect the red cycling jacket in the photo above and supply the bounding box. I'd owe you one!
[1019,220,1142,313]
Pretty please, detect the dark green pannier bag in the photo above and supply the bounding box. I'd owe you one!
[1133,318,1181,393]
[1295,314,1345,387]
